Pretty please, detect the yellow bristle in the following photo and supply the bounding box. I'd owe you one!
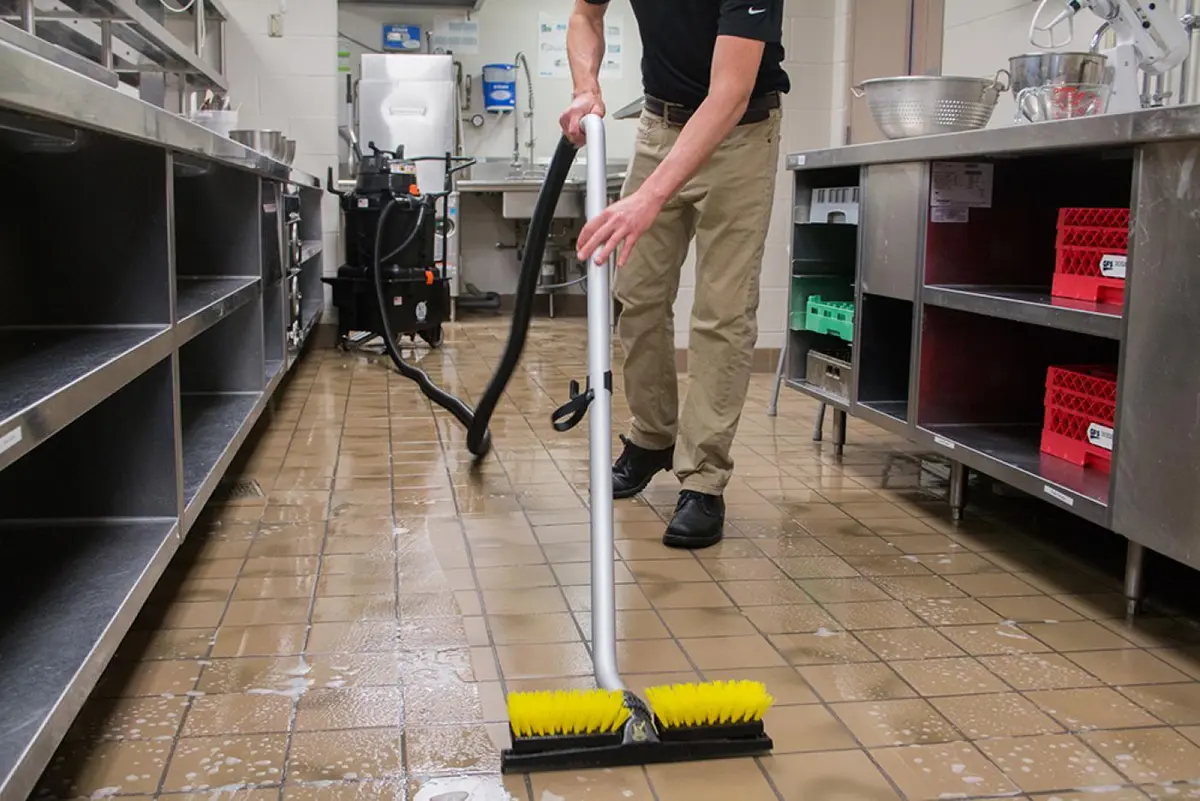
[507,689,631,738]
[645,680,774,729]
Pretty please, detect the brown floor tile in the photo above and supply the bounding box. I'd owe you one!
[704,666,820,704]
[982,594,1087,622]
[488,612,579,644]
[407,775,528,801]
[311,595,395,623]
[980,653,1104,691]
[1082,728,1200,784]
[162,734,288,791]
[648,758,778,800]
[68,696,190,742]
[891,656,1009,697]
[832,698,961,746]
[761,750,901,801]
[496,642,593,679]
[872,741,1017,799]
[763,704,858,752]
[797,662,915,702]
[284,780,406,800]
[530,766,655,800]
[182,692,293,736]
[95,659,204,698]
[404,723,504,776]
[35,739,171,798]
[286,728,403,782]
[797,578,889,603]
[939,622,1052,656]
[907,598,1002,626]
[294,686,404,731]
[643,581,735,609]
[978,733,1125,792]
[307,621,398,653]
[659,606,756,637]
[678,634,787,669]
[232,575,317,600]
[114,628,215,662]
[721,579,812,606]
[1120,683,1200,725]
[770,631,876,665]
[741,604,838,634]
[1068,649,1191,686]
[932,693,1063,738]
[196,656,307,694]
[946,572,1042,597]
[616,638,693,672]
[1027,686,1162,731]
[824,601,924,630]
[855,628,965,662]
[211,624,308,657]
[1022,620,1138,651]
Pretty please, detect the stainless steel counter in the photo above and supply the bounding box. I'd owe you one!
[0,39,325,801]
[774,105,1200,618]
[0,37,318,188]
[786,104,1200,170]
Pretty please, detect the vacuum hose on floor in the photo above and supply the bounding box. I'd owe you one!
[372,136,581,460]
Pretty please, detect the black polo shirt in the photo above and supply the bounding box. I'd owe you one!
[584,0,789,110]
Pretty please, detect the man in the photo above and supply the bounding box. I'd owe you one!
[564,0,788,549]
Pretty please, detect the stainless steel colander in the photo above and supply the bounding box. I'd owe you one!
[854,71,1010,140]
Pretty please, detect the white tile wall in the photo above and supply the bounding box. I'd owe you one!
[221,0,340,297]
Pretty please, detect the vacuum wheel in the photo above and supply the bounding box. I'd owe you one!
[420,325,444,349]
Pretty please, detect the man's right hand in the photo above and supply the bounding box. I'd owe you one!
[560,90,606,146]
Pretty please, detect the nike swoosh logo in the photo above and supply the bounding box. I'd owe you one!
[749,7,766,13]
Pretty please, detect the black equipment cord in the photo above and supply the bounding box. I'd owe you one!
[371,135,580,460]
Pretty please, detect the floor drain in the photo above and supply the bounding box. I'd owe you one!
[213,478,265,501]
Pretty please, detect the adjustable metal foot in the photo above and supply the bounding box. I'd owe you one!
[1124,540,1145,618]
[812,403,826,441]
[831,409,846,458]
[949,461,969,522]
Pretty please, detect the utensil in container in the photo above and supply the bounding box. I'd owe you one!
[853,71,1010,140]
[1016,83,1111,122]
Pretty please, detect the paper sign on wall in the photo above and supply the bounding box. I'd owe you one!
[538,13,623,79]
[430,16,479,55]
[931,162,994,208]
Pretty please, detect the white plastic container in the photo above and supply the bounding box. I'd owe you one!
[192,109,239,139]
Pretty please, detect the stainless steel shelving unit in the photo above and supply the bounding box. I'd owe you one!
[776,104,1200,621]
[0,38,323,801]
[0,0,228,93]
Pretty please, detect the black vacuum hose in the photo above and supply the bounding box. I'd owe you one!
[371,135,580,460]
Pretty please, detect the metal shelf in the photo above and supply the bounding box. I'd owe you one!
[176,276,260,345]
[0,326,172,472]
[0,519,180,801]
[785,377,850,411]
[916,422,1110,526]
[301,240,322,263]
[859,399,908,422]
[265,359,283,386]
[181,391,261,525]
[924,285,1123,340]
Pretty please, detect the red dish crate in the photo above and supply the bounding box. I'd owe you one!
[1040,365,1117,473]
[1053,207,1130,307]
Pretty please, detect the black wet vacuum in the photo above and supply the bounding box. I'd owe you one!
[325,137,579,460]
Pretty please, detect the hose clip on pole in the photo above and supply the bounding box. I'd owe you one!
[549,370,612,432]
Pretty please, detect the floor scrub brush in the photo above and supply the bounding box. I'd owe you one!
[499,114,775,774]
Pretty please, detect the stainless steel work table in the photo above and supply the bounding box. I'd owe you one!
[776,104,1200,622]
[0,39,325,800]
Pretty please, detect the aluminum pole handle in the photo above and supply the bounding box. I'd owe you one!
[578,113,622,693]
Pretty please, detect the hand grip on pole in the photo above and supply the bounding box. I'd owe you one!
[581,114,608,264]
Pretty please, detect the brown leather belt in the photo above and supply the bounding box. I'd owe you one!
[644,92,780,127]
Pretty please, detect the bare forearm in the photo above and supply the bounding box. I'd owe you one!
[639,95,749,205]
[568,10,605,96]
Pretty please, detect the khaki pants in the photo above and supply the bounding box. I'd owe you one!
[616,108,782,495]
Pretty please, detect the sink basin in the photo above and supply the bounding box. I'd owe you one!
[502,189,583,220]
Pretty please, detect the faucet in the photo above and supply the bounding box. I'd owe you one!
[512,51,535,168]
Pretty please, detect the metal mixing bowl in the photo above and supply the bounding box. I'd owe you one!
[283,138,296,164]
[258,130,285,160]
[855,72,1009,140]
[1008,52,1110,99]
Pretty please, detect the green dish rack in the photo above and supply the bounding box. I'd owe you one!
[789,276,851,331]
[804,296,855,342]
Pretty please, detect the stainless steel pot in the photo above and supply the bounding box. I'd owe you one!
[1008,52,1110,99]
[259,130,285,160]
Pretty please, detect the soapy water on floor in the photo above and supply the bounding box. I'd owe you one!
[412,775,517,801]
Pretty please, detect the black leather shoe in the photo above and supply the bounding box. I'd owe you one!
[613,435,673,499]
[663,491,725,549]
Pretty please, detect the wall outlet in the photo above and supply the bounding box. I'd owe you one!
[268,13,284,37]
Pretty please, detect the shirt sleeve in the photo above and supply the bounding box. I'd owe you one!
[718,0,783,43]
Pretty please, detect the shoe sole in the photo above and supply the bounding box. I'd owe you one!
[662,528,723,550]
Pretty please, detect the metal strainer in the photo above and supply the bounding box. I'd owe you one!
[854,71,1010,140]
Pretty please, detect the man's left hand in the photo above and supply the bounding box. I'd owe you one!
[576,188,663,268]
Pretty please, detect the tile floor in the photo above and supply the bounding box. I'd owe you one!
[33,319,1200,801]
